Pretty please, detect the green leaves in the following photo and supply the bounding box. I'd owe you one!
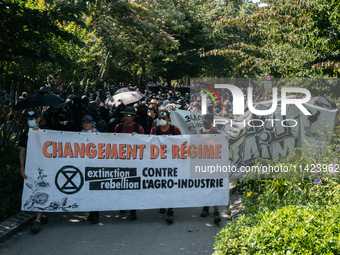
[220,133,340,254]
[209,0,340,80]
[214,204,340,254]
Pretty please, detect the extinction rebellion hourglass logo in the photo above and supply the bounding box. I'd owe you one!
[55,165,84,194]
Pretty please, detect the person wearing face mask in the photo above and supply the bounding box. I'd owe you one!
[150,110,181,223]
[150,110,181,136]
[50,107,78,131]
[18,109,48,233]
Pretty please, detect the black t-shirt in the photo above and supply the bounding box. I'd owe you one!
[18,127,48,148]
[18,130,29,148]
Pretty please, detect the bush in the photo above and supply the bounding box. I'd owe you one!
[0,144,23,222]
[216,140,340,254]
[240,178,340,215]
[214,204,340,255]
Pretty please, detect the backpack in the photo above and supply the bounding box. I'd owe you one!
[117,123,140,133]
[156,125,175,135]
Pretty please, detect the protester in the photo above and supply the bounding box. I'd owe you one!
[135,103,153,134]
[81,115,100,224]
[82,114,99,133]
[19,110,48,233]
[218,100,233,119]
[114,106,144,219]
[150,110,181,223]
[148,104,158,120]
[108,103,126,132]
[48,107,79,131]
[197,113,221,223]
[149,99,158,112]
[16,81,236,227]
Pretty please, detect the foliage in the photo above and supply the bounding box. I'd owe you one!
[237,134,340,214]
[214,204,340,255]
[86,0,179,87]
[239,177,340,215]
[146,0,249,84]
[0,143,22,223]
[87,0,247,86]
[215,133,340,254]
[207,0,340,83]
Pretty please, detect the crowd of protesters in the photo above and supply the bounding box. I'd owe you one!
[11,82,223,233]
[8,80,273,234]
[2,80,273,131]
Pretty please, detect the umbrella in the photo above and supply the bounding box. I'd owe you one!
[105,91,144,107]
[307,96,337,109]
[39,87,62,95]
[14,94,64,110]
[104,96,115,108]
[115,87,134,94]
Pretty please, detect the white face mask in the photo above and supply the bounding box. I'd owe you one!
[27,120,37,128]
[59,120,68,126]
[160,119,168,126]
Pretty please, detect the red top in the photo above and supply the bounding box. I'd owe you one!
[150,125,181,135]
[114,123,144,134]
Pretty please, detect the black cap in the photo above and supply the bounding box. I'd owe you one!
[25,109,40,118]
[121,106,136,115]
[82,115,94,123]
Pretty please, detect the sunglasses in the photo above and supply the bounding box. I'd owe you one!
[83,115,93,120]
[159,112,169,116]
[123,114,133,117]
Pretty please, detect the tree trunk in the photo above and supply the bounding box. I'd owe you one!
[185,75,190,85]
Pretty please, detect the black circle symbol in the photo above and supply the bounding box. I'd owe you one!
[55,165,84,194]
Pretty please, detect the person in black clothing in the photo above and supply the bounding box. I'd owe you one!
[114,107,144,219]
[197,113,221,223]
[135,103,153,134]
[47,106,79,131]
[19,110,48,233]
[150,110,181,223]
[148,104,158,121]
[68,95,86,131]
[108,103,126,132]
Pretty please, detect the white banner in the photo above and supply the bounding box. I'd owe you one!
[22,130,229,212]
[171,103,337,180]
[170,109,202,134]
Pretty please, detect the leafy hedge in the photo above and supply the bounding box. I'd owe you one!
[215,138,340,254]
[214,204,340,255]
[0,144,23,222]
[240,178,340,214]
